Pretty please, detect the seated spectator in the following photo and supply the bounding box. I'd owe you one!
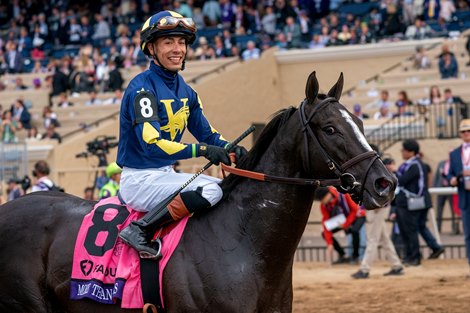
[318,26,330,46]
[32,78,42,90]
[194,37,216,60]
[413,45,431,69]
[241,40,261,61]
[57,93,74,108]
[107,60,123,92]
[15,77,28,90]
[376,89,392,109]
[213,35,228,58]
[308,34,323,49]
[26,126,42,141]
[275,32,289,51]
[439,51,458,79]
[444,88,468,118]
[338,25,351,44]
[315,186,366,264]
[42,124,62,143]
[429,85,442,104]
[405,17,433,40]
[11,99,31,130]
[0,111,18,143]
[395,90,414,116]
[353,104,369,120]
[85,90,103,106]
[374,103,394,120]
[358,23,373,44]
[42,106,60,129]
[103,89,123,105]
[326,29,341,46]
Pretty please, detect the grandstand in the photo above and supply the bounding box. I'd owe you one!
[0,1,469,204]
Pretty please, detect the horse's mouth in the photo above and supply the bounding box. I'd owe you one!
[362,189,392,210]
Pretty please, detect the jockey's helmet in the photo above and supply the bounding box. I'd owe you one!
[106,162,122,178]
[140,10,196,56]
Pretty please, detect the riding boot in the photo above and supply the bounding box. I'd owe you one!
[119,189,211,259]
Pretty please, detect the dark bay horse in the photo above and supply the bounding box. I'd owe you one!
[0,72,396,313]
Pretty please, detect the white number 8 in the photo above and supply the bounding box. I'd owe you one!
[140,97,153,118]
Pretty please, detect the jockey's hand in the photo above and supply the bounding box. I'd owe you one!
[231,145,248,162]
[199,144,231,166]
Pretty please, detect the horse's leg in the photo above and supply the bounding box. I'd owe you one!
[0,269,49,313]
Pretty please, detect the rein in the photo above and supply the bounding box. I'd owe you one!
[222,97,380,203]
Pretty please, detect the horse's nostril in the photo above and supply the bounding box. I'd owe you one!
[374,177,392,196]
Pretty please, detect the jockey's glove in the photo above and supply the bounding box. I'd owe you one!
[198,144,231,166]
[231,145,248,162]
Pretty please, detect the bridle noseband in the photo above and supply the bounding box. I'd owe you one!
[299,97,379,202]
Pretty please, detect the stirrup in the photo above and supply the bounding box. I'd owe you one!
[139,238,162,260]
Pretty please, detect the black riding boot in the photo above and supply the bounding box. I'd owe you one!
[119,189,211,259]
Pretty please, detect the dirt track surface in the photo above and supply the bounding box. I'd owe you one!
[293,260,470,313]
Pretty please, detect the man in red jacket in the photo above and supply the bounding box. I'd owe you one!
[315,186,366,264]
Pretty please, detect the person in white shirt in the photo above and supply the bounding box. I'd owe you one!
[241,40,260,61]
[31,161,56,192]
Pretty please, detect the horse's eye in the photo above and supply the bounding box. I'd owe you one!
[323,126,335,135]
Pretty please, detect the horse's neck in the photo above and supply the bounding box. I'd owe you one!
[222,135,314,266]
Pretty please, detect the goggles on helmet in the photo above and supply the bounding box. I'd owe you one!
[156,16,196,33]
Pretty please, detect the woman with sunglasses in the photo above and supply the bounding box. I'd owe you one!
[116,10,247,259]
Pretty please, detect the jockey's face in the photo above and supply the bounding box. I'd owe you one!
[151,36,187,72]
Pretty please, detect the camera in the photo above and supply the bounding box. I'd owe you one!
[76,135,119,167]
[85,136,118,155]
[9,176,32,192]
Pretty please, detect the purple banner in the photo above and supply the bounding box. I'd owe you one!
[70,279,125,304]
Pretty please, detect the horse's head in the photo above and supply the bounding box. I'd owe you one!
[300,71,396,209]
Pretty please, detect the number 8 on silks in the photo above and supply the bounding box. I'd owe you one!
[134,91,159,124]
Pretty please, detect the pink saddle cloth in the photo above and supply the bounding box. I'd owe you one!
[70,196,188,308]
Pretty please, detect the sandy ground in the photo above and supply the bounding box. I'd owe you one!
[292,259,470,313]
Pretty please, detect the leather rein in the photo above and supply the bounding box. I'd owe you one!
[221,97,380,202]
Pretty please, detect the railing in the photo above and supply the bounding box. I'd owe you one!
[0,142,28,196]
[294,244,466,262]
[186,58,240,84]
[366,102,464,152]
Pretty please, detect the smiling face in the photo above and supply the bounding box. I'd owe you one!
[150,36,187,72]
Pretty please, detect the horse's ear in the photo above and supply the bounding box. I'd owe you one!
[305,71,319,104]
[327,72,344,101]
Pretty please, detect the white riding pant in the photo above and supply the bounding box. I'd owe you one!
[119,166,223,212]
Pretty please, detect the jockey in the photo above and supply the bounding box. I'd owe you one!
[117,10,247,258]
[98,162,122,200]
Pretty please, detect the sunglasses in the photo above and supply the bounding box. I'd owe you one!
[460,130,470,134]
[157,16,196,33]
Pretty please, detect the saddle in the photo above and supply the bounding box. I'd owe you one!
[70,196,189,310]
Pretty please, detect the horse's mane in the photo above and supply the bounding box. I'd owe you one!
[221,106,298,195]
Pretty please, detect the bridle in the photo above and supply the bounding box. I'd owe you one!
[221,97,380,203]
[298,97,379,202]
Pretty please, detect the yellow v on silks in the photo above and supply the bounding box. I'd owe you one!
[160,98,190,140]
[142,98,190,155]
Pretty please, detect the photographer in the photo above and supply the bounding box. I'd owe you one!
[31,160,58,192]
[7,178,23,201]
